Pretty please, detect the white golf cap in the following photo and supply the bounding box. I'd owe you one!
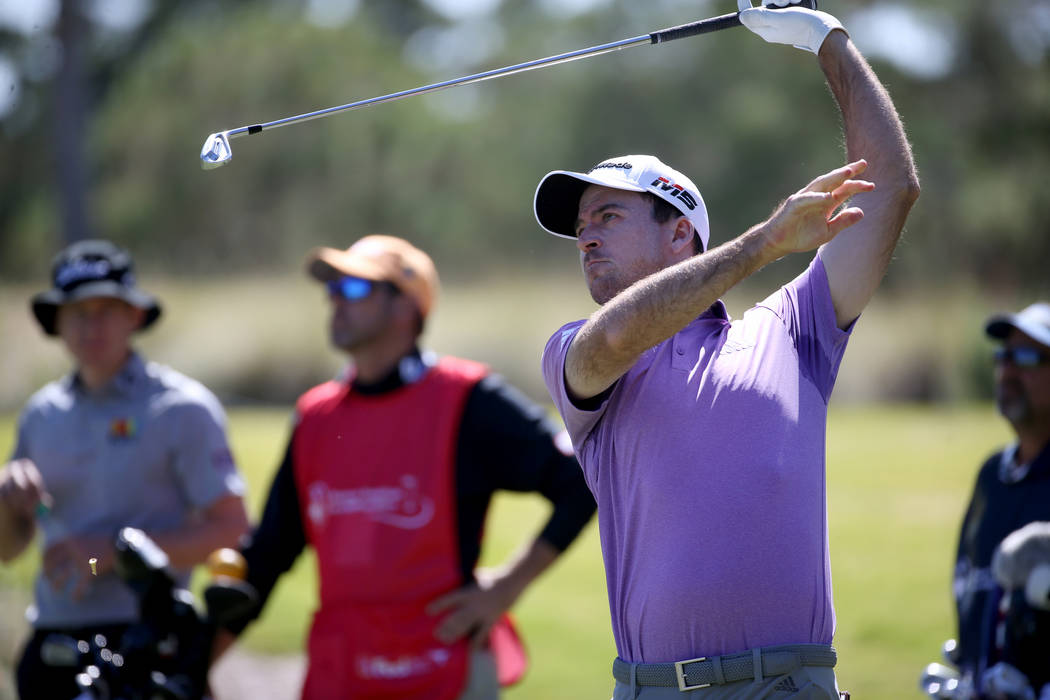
[533,154,710,251]
[985,302,1050,348]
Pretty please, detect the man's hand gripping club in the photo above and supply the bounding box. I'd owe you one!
[738,0,846,54]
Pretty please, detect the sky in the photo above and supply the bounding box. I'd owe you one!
[0,0,151,34]
[0,0,611,29]
[423,0,612,20]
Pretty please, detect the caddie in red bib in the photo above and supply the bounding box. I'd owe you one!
[295,357,485,699]
[211,236,596,700]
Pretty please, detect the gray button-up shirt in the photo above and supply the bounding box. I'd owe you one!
[11,353,245,628]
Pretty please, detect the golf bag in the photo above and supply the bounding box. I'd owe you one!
[921,522,1050,700]
[40,527,257,700]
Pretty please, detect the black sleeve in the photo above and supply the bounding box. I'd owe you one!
[226,432,307,635]
[953,452,1001,673]
[454,374,596,580]
[955,463,987,572]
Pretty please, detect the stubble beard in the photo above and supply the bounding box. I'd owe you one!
[585,257,660,306]
[330,316,377,353]
[997,380,1032,428]
[587,278,619,306]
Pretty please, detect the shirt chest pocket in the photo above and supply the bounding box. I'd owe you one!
[671,335,695,372]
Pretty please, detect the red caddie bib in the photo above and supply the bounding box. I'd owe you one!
[293,357,487,700]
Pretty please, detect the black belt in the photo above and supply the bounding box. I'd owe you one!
[613,644,837,692]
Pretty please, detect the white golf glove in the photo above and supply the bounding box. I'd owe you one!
[738,0,846,55]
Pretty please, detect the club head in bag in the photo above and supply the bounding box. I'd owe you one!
[919,662,963,699]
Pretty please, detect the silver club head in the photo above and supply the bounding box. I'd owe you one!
[919,662,962,699]
[200,132,232,169]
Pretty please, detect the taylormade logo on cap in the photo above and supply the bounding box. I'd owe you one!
[533,154,710,251]
[590,157,700,212]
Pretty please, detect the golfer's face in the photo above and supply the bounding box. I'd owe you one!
[996,329,1050,428]
[575,185,671,305]
[56,297,142,372]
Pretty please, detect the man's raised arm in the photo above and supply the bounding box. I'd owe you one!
[567,163,874,400]
[816,30,920,328]
[740,4,920,329]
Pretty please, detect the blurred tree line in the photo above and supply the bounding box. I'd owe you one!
[1,0,1048,293]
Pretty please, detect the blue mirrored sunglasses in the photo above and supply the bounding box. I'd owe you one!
[326,276,376,301]
[994,347,1049,369]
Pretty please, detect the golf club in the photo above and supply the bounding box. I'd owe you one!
[200,0,817,169]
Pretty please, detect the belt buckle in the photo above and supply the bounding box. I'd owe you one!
[674,657,711,691]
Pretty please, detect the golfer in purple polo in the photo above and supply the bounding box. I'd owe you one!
[533,4,920,699]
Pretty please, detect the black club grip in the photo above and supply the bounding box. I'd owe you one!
[650,0,818,45]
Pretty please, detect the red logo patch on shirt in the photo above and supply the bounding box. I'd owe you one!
[108,417,137,440]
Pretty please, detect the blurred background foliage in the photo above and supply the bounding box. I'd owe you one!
[0,0,1048,407]
[2,4,1047,696]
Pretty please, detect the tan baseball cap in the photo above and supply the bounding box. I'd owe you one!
[305,235,439,318]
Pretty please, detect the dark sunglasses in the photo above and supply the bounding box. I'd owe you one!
[994,347,1049,369]
[326,276,382,301]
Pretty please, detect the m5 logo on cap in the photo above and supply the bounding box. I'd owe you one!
[651,177,698,211]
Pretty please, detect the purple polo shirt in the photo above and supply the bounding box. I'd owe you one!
[542,255,852,663]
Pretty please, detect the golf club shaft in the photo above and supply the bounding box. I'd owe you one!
[201,1,818,166]
[224,12,751,140]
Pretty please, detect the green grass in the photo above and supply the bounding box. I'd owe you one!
[0,404,1013,699]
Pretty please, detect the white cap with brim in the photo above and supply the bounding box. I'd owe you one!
[986,302,1050,348]
[533,154,710,251]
